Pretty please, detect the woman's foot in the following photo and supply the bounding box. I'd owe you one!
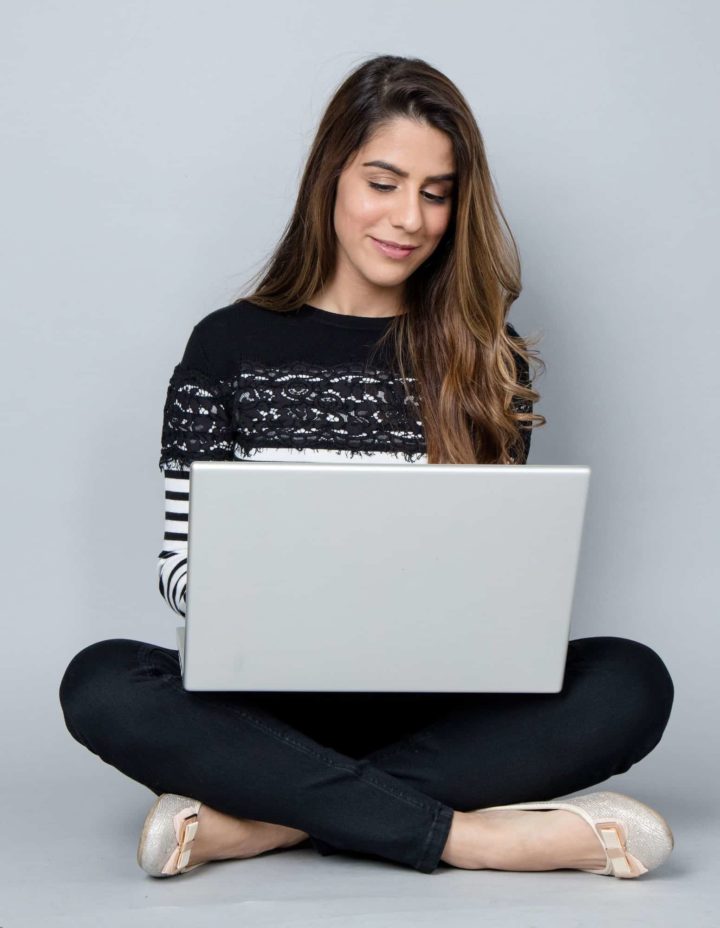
[441,808,609,872]
[187,805,309,867]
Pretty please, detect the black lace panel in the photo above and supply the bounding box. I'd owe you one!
[159,359,427,471]
[159,366,236,472]
[159,357,533,471]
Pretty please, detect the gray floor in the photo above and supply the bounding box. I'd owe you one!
[7,756,717,927]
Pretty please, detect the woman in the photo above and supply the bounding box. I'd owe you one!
[59,54,675,880]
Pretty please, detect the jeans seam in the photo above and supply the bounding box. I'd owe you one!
[414,803,450,872]
[140,646,440,816]
[415,805,440,871]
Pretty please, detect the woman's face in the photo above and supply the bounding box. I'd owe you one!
[332,117,455,297]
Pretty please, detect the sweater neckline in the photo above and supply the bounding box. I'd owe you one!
[299,303,397,330]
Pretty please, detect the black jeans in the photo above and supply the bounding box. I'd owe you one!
[58,635,674,874]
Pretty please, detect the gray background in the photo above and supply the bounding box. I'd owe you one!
[2,1,718,925]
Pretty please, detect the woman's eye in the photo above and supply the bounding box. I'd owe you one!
[368,182,448,204]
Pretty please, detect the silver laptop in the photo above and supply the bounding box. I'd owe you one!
[177,461,590,693]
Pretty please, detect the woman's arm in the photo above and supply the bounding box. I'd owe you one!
[156,319,235,618]
[158,468,190,617]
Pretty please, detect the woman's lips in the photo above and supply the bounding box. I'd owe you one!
[370,237,418,260]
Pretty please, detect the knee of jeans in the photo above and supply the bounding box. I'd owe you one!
[596,636,675,741]
[58,638,141,743]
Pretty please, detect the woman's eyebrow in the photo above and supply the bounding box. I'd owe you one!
[362,160,456,183]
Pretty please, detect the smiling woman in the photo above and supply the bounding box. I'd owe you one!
[332,120,456,270]
[244,57,546,465]
[58,53,675,886]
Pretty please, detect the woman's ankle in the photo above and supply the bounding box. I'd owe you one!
[440,811,492,869]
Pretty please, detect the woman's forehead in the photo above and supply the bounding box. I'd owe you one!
[352,120,455,176]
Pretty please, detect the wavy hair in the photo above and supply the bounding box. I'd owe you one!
[234,54,545,463]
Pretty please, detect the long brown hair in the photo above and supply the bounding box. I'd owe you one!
[234,54,545,464]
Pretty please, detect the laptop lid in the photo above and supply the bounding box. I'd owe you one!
[180,462,590,693]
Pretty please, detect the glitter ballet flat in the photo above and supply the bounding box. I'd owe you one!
[475,790,674,878]
[137,793,204,878]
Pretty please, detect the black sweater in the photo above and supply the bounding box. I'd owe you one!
[158,300,532,617]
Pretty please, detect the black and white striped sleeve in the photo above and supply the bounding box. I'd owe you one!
[156,330,235,618]
[158,468,190,617]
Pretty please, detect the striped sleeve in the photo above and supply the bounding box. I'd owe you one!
[158,469,190,618]
[157,322,235,618]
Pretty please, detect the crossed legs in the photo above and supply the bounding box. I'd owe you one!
[59,635,674,873]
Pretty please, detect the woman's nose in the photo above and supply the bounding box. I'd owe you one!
[390,192,423,233]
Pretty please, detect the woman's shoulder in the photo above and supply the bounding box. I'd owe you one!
[181,299,280,377]
[190,298,256,343]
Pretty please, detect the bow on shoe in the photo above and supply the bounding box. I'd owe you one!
[589,821,649,878]
[161,808,201,876]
